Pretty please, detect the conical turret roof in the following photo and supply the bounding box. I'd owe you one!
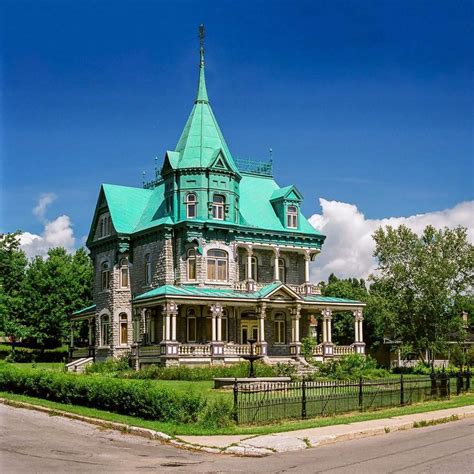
[173,27,239,174]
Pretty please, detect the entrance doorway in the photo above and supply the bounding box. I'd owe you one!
[241,320,258,344]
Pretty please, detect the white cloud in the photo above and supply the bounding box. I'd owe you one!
[309,199,474,282]
[32,192,57,223]
[20,194,75,259]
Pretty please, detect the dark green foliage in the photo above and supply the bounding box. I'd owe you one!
[0,364,211,424]
[301,336,316,363]
[0,345,68,363]
[312,354,390,380]
[197,398,234,429]
[89,361,281,380]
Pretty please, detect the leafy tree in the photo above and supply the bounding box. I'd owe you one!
[372,225,474,365]
[21,247,93,349]
[0,232,29,341]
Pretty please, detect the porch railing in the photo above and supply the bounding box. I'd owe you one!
[312,344,356,356]
[232,281,321,295]
[223,344,251,356]
[179,344,212,357]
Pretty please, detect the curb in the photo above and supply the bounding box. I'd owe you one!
[1,397,473,457]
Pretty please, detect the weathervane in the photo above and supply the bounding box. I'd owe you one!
[199,24,205,67]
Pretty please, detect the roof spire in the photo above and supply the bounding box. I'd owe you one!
[196,24,209,103]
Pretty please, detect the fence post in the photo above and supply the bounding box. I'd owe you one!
[457,370,463,395]
[400,374,404,406]
[440,369,448,398]
[466,367,471,391]
[430,368,437,396]
[233,379,239,424]
[301,379,307,419]
[358,376,363,411]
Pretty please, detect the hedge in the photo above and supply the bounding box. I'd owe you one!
[0,345,68,363]
[0,364,232,425]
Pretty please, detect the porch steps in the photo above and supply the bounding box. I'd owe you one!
[66,357,94,373]
[264,356,317,378]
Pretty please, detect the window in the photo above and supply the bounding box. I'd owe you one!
[207,249,228,281]
[212,194,225,220]
[119,313,128,345]
[101,315,110,346]
[245,256,258,281]
[274,313,286,344]
[287,205,298,228]
[187,248,197,281]
[101,262,110,291]
[187,308,197,342]
[145,309,156,344]
[120,258,129,288]
[235,197,239,223]
[98,214,112,238]
[277,258,286,283]
[186,193,197,218]
[145,254,152,285]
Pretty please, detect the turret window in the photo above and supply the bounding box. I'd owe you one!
[101,262,110,291]
[101,315,110,346]
[186,193,197,218]
[187,248,197,281]
[145,254,152,285]
[119,258,129,288]
[207,249,228,281]
[287,205,298,228]
[212,195,225,220]
[119,313,128,345]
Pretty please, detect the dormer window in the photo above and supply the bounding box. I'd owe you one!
[212,195,225,220]
[186,193,197,218]
[287,205,298,229]
[98,213,111,238]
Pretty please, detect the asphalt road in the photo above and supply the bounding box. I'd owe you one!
[0,404,473,473]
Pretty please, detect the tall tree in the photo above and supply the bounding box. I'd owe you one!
[372,225,474,363]
[0,232,29,340]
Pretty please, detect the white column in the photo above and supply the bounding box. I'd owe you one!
[162,312,166,341]
[259,317,265,342]
[327,317,332,343]
[354,318,359,342]
[165,314,171,341]
[294,317,300,343]
[70,324,74,347]
[246,247,253,280]
[171,313,177,341]
[359,319,363,342]
[273,248,280,282]
[211,315,217,342]
[217,315,222,342]
[304,251,311,283]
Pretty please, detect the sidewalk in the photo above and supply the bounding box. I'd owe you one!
[177,405,474,456]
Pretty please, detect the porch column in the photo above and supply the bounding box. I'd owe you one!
[210,304,224,358]
[257,303,267,356]
[353,309,366,354]
[289,304,302,357]
[161,301,179,361]
[303,250,313,295]
[245,246,255,292]
[273,247,280,282]
[321,308,334,357]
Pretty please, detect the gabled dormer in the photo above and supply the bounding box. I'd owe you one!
[270,185,303,230]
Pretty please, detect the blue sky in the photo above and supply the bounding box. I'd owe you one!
[1,0,473,245]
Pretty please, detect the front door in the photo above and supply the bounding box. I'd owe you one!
[241,320,258,344]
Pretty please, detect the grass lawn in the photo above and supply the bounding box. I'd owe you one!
[1,390,472,437]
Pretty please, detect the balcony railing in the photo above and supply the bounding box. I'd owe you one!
[232,282,321,295]
[179,344,212,357]
[235,157,273,176]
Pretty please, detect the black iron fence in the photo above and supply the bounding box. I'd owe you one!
[233,370,472,425]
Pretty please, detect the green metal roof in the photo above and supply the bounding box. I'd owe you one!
[72,304,96,316]
[133,283,361,305]
[270,185,302,202]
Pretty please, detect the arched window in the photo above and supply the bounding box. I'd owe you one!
[145,254,152,286]
[187,248,197,281]
[287,205,298,228]
[120,258,129,288]
[274,312,286,344]
[119,313,128,345]
[212,194,225,220]
[207,249,228,281]
[187,308,197,342]
[101,262,110,291]
[101,315,110,346]
[277,258,286,283]
[186,193,197,218]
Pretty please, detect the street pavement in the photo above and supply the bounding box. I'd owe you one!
[0,403,473,473]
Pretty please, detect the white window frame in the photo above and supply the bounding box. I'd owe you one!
[287,205,298,229]
[119,258,129,288]
[187,248,197,281]
[186,193,197,219]
[207,249,228,281]
[274,313,286,344]
[212,194,225,220]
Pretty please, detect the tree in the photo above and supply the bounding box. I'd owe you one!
[0,232,29,341]
[21,247,93,349]
[372,225,474,365]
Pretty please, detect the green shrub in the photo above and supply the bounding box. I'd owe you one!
[197,397,234,429]
[1,345,68,363]
[301,337,316,363]
[0,364,215,425]
[313,354,390,380]
[84,354,132,375]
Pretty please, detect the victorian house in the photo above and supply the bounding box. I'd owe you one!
[70,28,365,368]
